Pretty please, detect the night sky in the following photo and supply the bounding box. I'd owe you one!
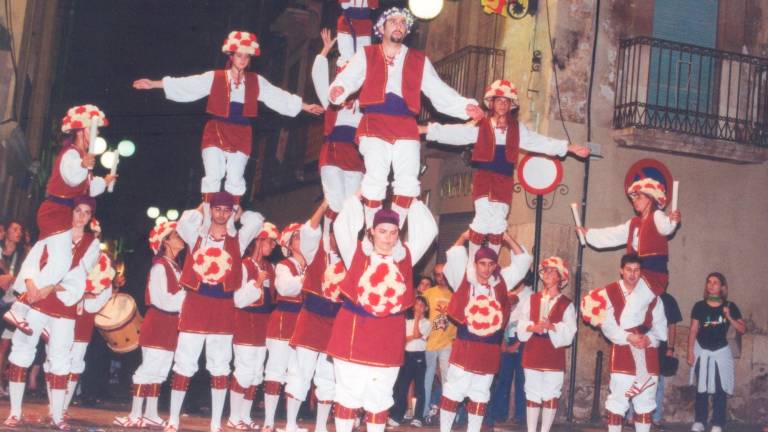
[49,0,315,297]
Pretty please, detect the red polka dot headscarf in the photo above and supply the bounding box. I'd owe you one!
[222,30,261,56]
[483,79,519,108]
[61,104,108,133]
[626,178,667,209]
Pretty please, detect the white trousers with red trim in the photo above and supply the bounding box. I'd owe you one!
[68,341,88,374]
[333,358,399,413]
[232,344,267,387]
[133,347,175,384]
[265,338,294,383]
[606,373,658,415]
[442,364,494,403]
[470,198,510,236]
[8,308,73,375]
[201,147,249,197]
[285,347,335,402]
[523,369,565,402]
[358,137,421,202]
[321,166,364,214]
[172,332,233,377]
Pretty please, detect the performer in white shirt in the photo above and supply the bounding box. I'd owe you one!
[327,196,437,432]
[579,177,680,396]
[596,254,667,432]
[5,106,114,334]
[114,221,186,429]
[311,28,365,239]
[227,222,277,431]
[328,7,483,227]
[439,230,532,432]
[133,31,323,201]
[5,196,100,430]
[517,257,577,432]
[262,220,320,432]
[336,0,378,60]
[166,192,262,432]
[424,79,588,251]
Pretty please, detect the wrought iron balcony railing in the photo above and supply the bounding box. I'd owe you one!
[420,45,505,122]
[614,36,768,147]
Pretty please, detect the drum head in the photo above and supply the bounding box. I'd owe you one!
[94,293,136,329]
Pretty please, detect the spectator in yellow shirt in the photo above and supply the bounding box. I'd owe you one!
[421,264,457,422]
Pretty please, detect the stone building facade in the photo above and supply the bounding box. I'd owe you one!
[254,0,768,424]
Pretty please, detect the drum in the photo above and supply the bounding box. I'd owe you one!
[94,293,143,353]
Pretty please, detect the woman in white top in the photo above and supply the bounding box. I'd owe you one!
[390,296,431,427]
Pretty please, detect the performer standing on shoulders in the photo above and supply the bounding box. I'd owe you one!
[516,257,577,432]
[133,31,323,202]
[327,195,438,432]
[328,7,483,227]
[114,221,186,429]
[578,177,680,395]
[262,220,319,432]
[439,230,532,432]
[311,28,365,239]
[5,107,114,333]
[228,222,278,431]
[166,192,263,432]
[596,254,667,432]
[5,196,100,430]
[424,80,588,252]
[336,0,378,60]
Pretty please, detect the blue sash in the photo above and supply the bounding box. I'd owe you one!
[362,93,415,117]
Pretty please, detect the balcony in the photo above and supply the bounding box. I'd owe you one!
[613,36,768,163]
[420,45,506,122]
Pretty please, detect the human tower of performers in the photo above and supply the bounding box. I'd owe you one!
[1,4,683,432]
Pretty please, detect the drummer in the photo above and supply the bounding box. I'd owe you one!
[114,221,186,428]
[4,196,101,430]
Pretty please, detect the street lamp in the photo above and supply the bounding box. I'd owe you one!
[156,216,169,225]
[409,0,443,19]
[147,207,160,219]
[166,209,179,221]
[117,139,136,157]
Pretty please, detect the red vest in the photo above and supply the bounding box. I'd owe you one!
[206,70,260,118]
[327,243,414,367]
[627,214,668,258]
[31,233,96,319]
[472,116,520,163]
[242,257,276,308]
[145,256,181,306]
[521,292,572,372]
[447,276,509,375]
[302,247,326,296]
[179,235,242,292]
[604,282,660,375]
[358,45,425,115]
[46,146,90,198]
